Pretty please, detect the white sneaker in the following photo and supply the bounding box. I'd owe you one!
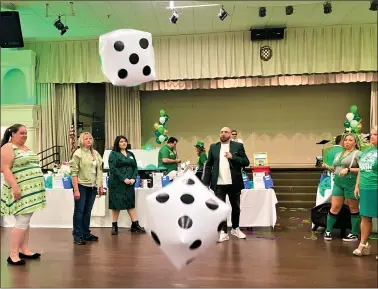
[218,231,229,243]
[231,227,246,239]
[353,242,371,256]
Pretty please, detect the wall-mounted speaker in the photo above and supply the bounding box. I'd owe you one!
[250,27,285,41]
[0,11,24,48]
[92,121,105,140]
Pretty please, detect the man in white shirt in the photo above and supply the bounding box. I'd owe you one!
[231,130,243,144]
[203,127,250,242]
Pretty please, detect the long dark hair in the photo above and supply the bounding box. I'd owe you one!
[112,135,128,152]
[0,124,24,147]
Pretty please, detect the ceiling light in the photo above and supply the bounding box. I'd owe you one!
[218,7,228,21]
[286,6,293,15]
[169,10,179,24]
[259,7,266,17]
[369,0,378,11]
[54,16,69,35]
[323,2,332,14]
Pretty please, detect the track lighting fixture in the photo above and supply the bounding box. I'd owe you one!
[54,16,68,35]
[169,10,179,24]
[259,7,266,17]
[370,0,378,11]
[323,2,332,14]
[218,6,228,21]
[285,6,293,15]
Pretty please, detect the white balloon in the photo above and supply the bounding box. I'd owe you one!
[350,120,358,128]
[158,134,166,142]
[159,117,166,124]
[346,113,354,121]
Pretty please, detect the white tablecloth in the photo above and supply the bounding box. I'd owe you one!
[1,188,277,229]
[315,173,334,207]
[227,189,277,228]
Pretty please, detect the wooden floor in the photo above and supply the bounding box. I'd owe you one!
[1,210,377,288]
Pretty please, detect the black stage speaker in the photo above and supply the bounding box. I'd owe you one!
[250,27,285,41]
[0,11,24,48]
[92,121,105,140]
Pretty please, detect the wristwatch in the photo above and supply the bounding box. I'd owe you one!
[347,168,351,173]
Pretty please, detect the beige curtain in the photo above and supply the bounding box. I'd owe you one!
[36,83,57,168]
[55,84,76,162]
[140,72,378,91]
[24,24,377,83]
[105,84,141,149]
[371,82,378,129]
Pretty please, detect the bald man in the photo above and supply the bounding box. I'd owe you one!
[203,127,250,242]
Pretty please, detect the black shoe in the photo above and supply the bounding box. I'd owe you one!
[85,234,99,241]
[19,252,41,259]
[111,222,118,235]
[131,221,146,233]
[7,256,26,265]
[73,238,86,245]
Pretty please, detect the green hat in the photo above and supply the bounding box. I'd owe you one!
[194,141,204,148]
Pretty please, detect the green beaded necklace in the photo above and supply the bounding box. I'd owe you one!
[335,148,355,167]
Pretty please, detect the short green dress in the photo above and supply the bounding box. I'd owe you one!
[358,147,378,218]
[108,150,138,210]
[1,145,46,216]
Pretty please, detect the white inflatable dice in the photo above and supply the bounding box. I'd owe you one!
[145,171,230,270]
[99,29,156,86]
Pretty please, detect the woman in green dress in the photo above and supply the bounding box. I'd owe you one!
[353,126,378,259]
[195,141,207,171]
[1,124,46,265]
[108,135,145,235]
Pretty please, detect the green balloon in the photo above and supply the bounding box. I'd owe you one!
[155,137,161,144]
[344,121,350,128]
[160,109,166,117]
[158,126,165,134]
[154,130,161,137]
[350,105,358,114]
[354,114,361,121]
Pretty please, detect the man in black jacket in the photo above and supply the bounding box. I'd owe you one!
[204,127,250,242]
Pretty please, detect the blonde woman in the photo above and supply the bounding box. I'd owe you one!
[353,126,378,259]
[324,133,360,241]
[70,132,103,245]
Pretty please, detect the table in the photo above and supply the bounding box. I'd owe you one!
[1,188,277,229]
[227,189,278,228]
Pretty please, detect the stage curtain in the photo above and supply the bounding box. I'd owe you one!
[105,84,141,149]
[36,83,57,168]
[140,72,378,91]
[371,82,378,130]
[24,24,377,83]
[55,84,76,162]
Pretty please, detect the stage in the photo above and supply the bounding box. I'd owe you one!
[1,210,376,288]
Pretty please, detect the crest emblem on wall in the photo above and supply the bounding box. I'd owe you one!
[260,45,272,61]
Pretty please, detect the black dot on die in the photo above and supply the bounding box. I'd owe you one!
[139,38,149,49]
[180,194,194,204]
[118,69,128,79]
[151,231,160,246]
[156,193,169,203]
[217,222,223,232]
[129,53,139,65]
[189,240,202,250]
[205,199,219,210]
[186,178,195,185]
[178,215,193,229]
[143,66,151,76]
[114,41,124,51]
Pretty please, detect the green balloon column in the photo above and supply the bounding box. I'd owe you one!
[153,109,169,144]
[343,104,362,134]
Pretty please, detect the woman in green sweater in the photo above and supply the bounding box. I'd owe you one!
[353,126,377,259]
[195,141,207,170]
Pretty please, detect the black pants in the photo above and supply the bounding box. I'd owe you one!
[215,185,241,232]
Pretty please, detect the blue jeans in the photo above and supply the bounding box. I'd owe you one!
[72,184,97,240]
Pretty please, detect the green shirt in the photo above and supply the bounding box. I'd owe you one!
[325,145,344,166]
[158,144,177,173]
[358,147,378,189]
[197,151,207,170]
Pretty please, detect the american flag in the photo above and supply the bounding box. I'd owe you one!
[69,114,76,158]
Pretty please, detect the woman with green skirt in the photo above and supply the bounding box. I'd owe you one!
[353,126,377,259]
[324,133,361,241]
